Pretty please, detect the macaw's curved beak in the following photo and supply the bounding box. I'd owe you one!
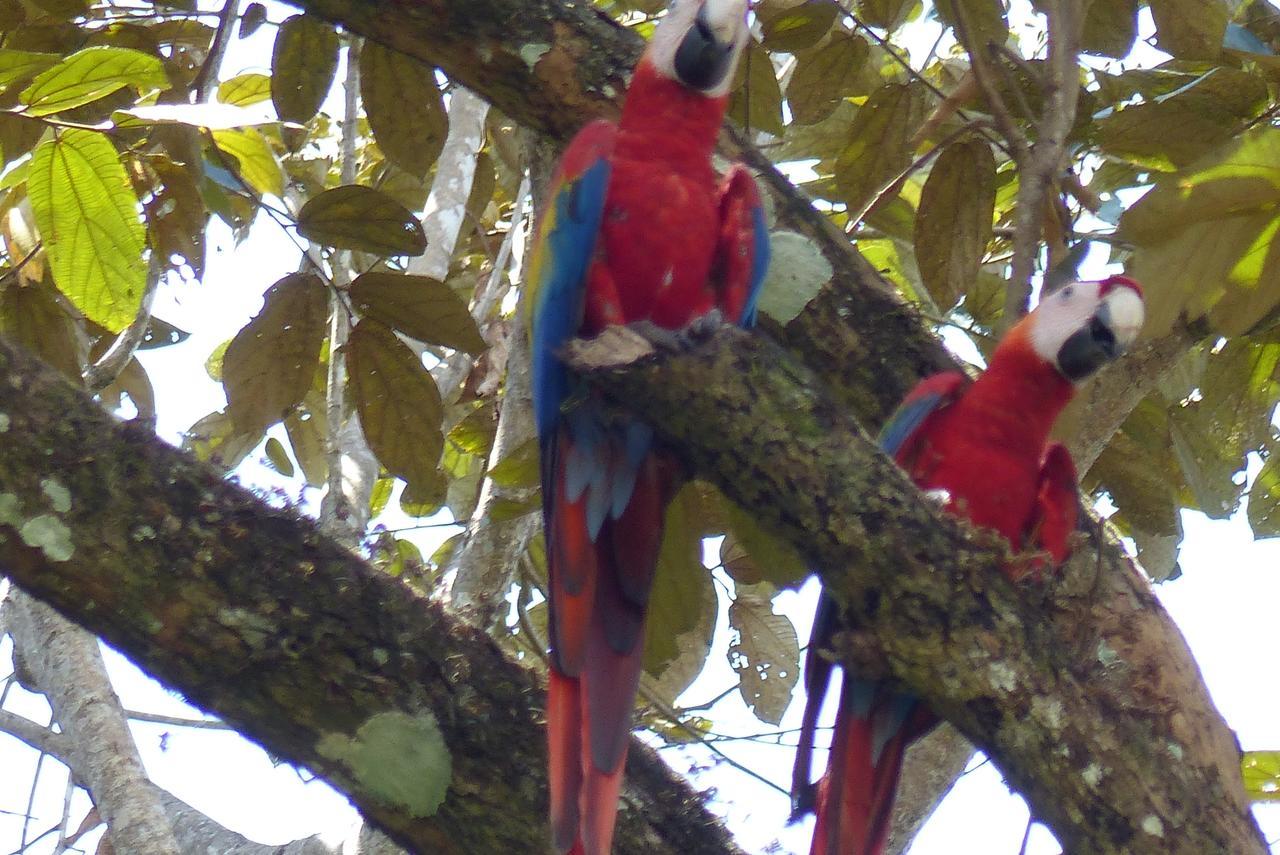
[1056,287,1144,381]
[673,2,737,91]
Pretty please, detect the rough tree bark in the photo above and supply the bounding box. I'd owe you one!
[0,335,742,855]
[561,326,1263,854]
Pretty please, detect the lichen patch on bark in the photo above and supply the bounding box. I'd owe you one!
[317,710,451,818]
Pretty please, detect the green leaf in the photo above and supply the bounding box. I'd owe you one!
[297,185,427,256]
[447,403,496,457]
[271,15,339,124]
[788,33,869,126]
[0,49,58,92]
[217,72,271,106]
[728,42,784,137]
[264,436,295,476]
[20,46,166,116]
[360,42,448,176]
[368,476,395,518]
[729,584,800,724]
[223,273,328,434]
[347,318,445,490]
[856,0,913,31]
[914,138,995,310]
[1080,0,1138,58]
[760,0,840,52]
[835,82,928,216]
[349,272,485,353]
[211,128,284,199]
[487,436,540,489]
[28,129,147,333]
[1247,446,1280,538]
[1148,0,1227,60]
[642,484,716,701]
[1243,751,1280,802]
[756,231,833,323]
[182,409,262,471]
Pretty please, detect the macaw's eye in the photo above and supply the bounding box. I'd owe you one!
[1060,286,1073,299]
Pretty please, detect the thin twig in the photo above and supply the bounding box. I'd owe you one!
[124,709,231,730]
[191,0,241,103]
[0,243,42,287]
[83,258,161,393]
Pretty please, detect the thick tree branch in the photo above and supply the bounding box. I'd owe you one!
[0,335,740,855]
[563,326,1265,855]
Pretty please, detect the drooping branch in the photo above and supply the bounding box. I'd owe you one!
[0,336,741,855]
[563,325,1265,855]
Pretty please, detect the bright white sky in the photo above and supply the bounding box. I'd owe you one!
[2,2,1279,854]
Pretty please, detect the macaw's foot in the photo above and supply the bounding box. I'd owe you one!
[624,308,725,353]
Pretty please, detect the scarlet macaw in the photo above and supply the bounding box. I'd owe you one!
[527,1,767,852]
[792,275,1145,855]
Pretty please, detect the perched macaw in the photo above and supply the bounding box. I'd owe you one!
[526,1,767,852]
[792,275,1145,855]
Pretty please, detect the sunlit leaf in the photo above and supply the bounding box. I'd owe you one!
[0,49,58,92]
[271,15,339,124]
[348,272,485,353]
[20,46,166,116]
[297,185,427,255]
[211,128,284,198]
[448,403,497,457]
[223,273,328,434]
[487,436,540,489]
[914,138,995,310]
[360,42,447,176]
[756,231,833,323]
[1247,446,1280,538]
[217,72,271,107]
[347,318,445,490]
[28,129,147,333]
[729,584,800,724]
[1243,751,1280,802]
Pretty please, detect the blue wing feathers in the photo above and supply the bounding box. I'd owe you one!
[739,204,770,328]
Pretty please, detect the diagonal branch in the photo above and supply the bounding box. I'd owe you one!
[562,325,1265,855]
[0,334,741,855]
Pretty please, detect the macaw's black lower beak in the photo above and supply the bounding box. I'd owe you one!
[1057,307,1121,381]
[674,5,735,91]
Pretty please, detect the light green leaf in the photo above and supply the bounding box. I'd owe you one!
[914,138,995,310]
[360,42,447,177]
[271,15,339,124]
[211,128,284,198]
[1243,751,1280,802]
[0,49,58,91]
[223,273,328,434]
[729,584,800,724]
[297,185,427,255]
[756,231,833,323]
[20,46,167,116]
[217,72,271,106]
[487,436,540,489]
[349,272,485,354]
[1247,446,1280,539]
[347,318,445,490]
[27,129,146,333]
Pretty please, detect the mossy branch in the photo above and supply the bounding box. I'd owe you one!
[564,325,1265,855]
[0,335,741,855]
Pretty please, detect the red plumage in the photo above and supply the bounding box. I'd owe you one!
[531,4,766,852]
[796,275,1145,854]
